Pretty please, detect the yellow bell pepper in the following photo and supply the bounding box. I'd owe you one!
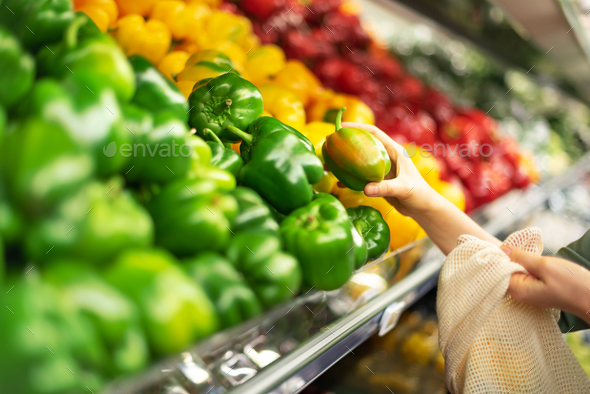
[336,188,422,251]
[176,50,238,85]
[115,0,157,17]
[158,51,191,82]
[273,60,323,107]
[202,11,253,46]
[246,45,286,85]
[313,171,338,194]
[302,121,333,158]
[74,0,118,32]
[176,81,196,99]
[208,41,247,73]
[410,151,441,187]
[308,90,375,125]
[115,15,172,65]
[431,180,466,212]
[258,84,306,130]
[151,1,211,41]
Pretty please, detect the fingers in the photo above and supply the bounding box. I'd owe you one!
[365,178,404,197]
[500,245,546,279]
[507,272,544,305]
[341,122,405,161]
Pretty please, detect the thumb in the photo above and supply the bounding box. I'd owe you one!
[365,179,403,197]
[500,244,546,279]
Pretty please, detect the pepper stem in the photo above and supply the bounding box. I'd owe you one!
[203,128,224,146]
[65,15,88,50]
[226,125,253,145]
[335,107,346,131]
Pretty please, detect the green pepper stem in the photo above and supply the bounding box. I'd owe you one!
[65,15,88,50]
[226,125,253,145]
[335,107,346,131]
[203,128,224,146]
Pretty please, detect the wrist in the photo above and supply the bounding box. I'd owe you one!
[410,185,448,223]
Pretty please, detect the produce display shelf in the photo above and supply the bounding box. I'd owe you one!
[106,152,590,394]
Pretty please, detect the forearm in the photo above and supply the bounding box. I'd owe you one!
[411,191,501,255]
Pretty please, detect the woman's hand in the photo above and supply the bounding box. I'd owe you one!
[341,122,440,218]
[503,245,590,324]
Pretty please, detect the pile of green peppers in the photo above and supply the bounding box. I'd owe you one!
[0,6,393,393]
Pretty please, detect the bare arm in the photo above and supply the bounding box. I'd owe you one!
[341,122,500,255]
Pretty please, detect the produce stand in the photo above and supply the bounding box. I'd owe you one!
[105,0,590,392]
[105,151,590,394]
[3,0,590,393]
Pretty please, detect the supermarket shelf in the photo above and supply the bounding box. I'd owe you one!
[106,153,590,394]
[232,245,443,394]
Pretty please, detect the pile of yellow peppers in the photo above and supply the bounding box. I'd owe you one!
[75,0,466,254]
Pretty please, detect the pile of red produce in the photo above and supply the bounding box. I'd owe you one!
[228,0,538,211]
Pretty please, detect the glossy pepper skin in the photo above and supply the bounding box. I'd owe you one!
[18,78,130,176]
[229,187,279,235]
[147,176,238,256]
[37,14,136,102]
[128,55,189,122]
[280,193,357,291]
[115,14,171,65]
[347,206,391,263]
[185,252,262,328]
[227,232,301,309]
[105,249,219,355]
[125,110,202,184]
[207,140,243,176]
[177,50,239,80]
[323,107,391,191]
[228,117,323,214]
[258,84,306,130]
[188,73,263,143]
[44,261,149,375]
[0,275,105,393]
[1,118,94,213]
[74,0,118,32]
[0,0,75,51]
[25,179,154,264]
[0,28,35,108]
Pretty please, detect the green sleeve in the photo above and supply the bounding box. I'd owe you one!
[555,229,590,333]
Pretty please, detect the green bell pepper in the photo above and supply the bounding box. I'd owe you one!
[44,261,149,375]
[126,110,200,183]
[0,27,35,108]
[229,186,280,235]
[105,249,219,355]
[147,177,237,256]
[18,78,131,175]
[188,73,263,143]
[351,224,368,270]
[227,231,301,308]
[280,193,357,290]
[205,128,243,175]
[25,178,154,263]
[185,252,262,328]
[347,205,391,262]
[37,14,136,102]
[129,55,189,122]
[0,275,106,394]
[0,183,24,246]
[0,0,75,51]
[2,118,94,213]
[227,117,323,214]
[322,108,391,191]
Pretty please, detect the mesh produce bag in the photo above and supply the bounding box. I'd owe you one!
[437,227,590,393]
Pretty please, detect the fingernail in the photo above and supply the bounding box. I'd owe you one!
[366,185,377,195]
[500,247,511,257]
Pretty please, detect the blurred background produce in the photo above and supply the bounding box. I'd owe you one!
[1,0,589,393]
